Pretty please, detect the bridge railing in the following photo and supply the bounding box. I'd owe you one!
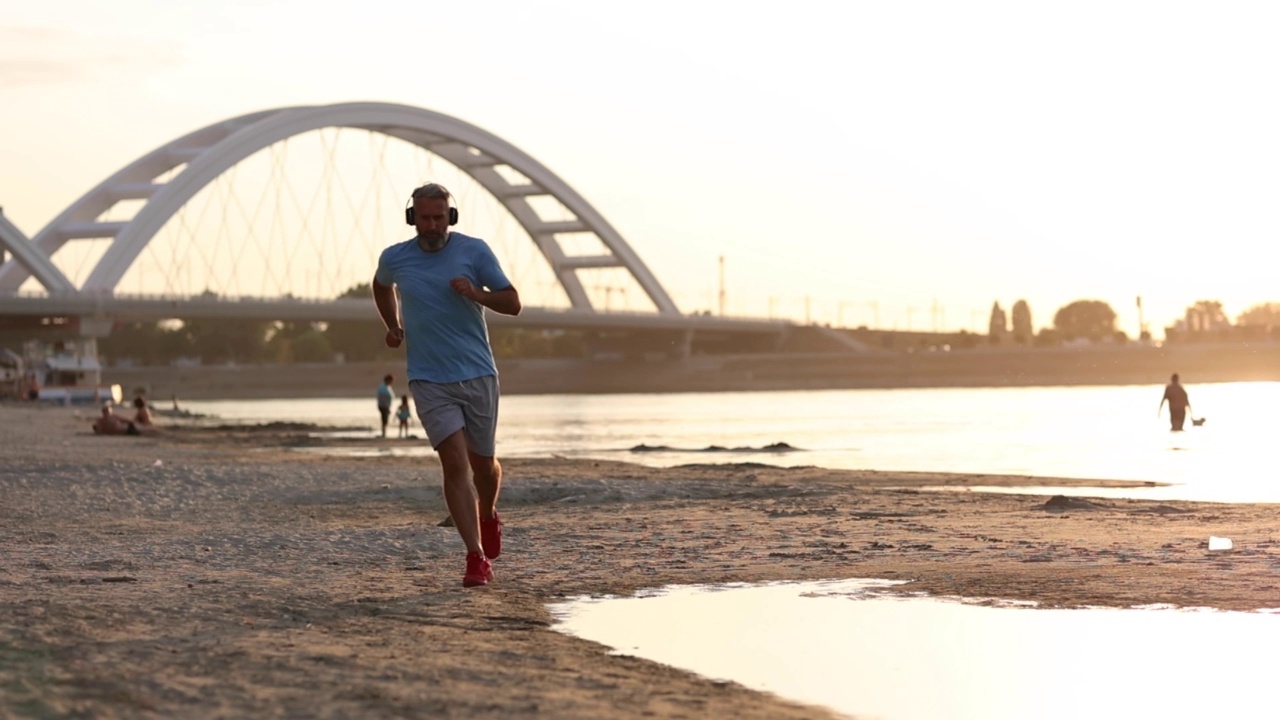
[0,288,791,332]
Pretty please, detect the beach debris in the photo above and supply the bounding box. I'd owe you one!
[768,507,838,518]
[851,511,921,520]
[629,441,800,453]
[1208,536,1233,551]
[1038,495,1109,513]
[1128,504,1191,515]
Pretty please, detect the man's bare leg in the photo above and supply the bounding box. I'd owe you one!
[469,452,502,519]
[436,431,482,555]
[471,452,503,559]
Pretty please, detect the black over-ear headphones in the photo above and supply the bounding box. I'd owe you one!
[404,186,459,226]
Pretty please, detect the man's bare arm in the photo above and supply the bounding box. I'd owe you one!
[449,278,522,316]
[477,286,522,316]
[372,279,405,347]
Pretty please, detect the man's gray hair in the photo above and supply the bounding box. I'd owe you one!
[411,183,453,203]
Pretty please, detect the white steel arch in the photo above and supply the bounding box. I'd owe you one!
[0,107,281,294]
[0,102,679,314]
[0,211,74,293]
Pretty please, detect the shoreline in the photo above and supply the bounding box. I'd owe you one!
[98,343,1280,401]
[3,404,1279,718]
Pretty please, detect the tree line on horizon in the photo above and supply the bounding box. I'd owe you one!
[95,285,1280,366]
[98,282,587,366]
[987,298,1280,345]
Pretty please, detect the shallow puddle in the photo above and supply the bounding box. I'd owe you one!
[549,579,1280,720]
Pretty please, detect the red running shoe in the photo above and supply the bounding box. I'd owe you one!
[480,512,503,559]
[463,551,494,587]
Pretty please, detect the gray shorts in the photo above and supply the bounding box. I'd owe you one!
[408,376,500,456]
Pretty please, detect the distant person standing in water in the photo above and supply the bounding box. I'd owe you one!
[1158,373,1192,431]
[372,182,522,588]
[376,374,394,438]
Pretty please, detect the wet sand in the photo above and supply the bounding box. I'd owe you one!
[2,403,1277,719]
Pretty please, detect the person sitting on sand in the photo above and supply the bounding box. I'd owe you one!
[92,403,129,435]
[92,400,158,436]
[132,396,154,427]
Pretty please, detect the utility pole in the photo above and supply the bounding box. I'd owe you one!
[1136,295,1145,339]
[838,301,867,327]
[718,255,726,317]
[837,302,852,327]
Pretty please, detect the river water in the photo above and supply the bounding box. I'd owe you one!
[181,381,1280,504]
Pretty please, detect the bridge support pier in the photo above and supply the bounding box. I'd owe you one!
[78,317,114,338]
[677,329,694,361]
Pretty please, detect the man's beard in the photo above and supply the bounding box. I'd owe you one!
[418,231,448,251]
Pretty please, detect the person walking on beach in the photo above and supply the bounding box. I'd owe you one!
[396,395,411,439]
[372,182,522,588]
[376,374,394,438]
[1158,373,1192,431]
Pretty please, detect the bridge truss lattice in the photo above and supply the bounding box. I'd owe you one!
[0,102,679,315]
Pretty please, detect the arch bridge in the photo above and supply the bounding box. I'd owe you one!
[0,102,798,356]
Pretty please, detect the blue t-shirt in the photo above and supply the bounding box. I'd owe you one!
[374,232,512,383]
[376,383,393,409]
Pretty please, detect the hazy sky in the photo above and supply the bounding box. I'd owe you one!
[3,0,1279,336]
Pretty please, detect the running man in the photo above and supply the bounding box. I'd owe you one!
[372,182,521,587]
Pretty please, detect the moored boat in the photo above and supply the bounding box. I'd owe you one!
[26,341,123,406]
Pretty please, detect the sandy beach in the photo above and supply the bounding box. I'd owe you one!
[2,403,1278,719]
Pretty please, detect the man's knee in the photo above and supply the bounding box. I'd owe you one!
[436,431,471,472]
[468,452,500,480]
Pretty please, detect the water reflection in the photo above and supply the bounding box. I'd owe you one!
[550,579,1280,720]
[182,382,1280,503]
